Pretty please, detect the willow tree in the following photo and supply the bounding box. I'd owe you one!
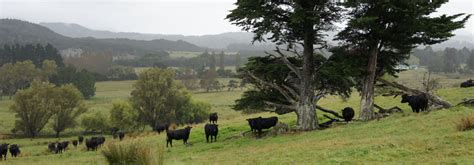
[227,0,342,130]
[336,0,470,120]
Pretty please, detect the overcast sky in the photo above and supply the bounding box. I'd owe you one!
[0,0,473,36]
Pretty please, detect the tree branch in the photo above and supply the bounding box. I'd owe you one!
[315,105,344,119]
[263,101,297,111]
[247,71,296,104]
[271,47,302,79]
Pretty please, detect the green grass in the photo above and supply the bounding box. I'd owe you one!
[0,70,473,164]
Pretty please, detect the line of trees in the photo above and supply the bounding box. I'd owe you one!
[0,43,64,67]
[413,46,474,73]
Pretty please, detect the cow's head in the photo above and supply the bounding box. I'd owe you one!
[401,94,411,103]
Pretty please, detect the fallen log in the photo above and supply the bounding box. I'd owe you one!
[377,78,453,109]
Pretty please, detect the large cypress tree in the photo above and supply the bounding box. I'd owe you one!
[336,0,470,120]
[227,0,343,130]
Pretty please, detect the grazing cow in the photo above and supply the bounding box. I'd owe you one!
[154,123,170,134]
[48,143,56,153]
[342,107,355,122]
[204,124,219,143]
[55,142,64,154]
[72,140,78,148]
[247,117,278,137]
[61,141,69,151]
[78,136,84,144]
[9,144,20,158]
[460,79,474,88]
[118,132,125,141]
[85,137,99,151]
[56,141,69,153]
[166,126,192,147]
[209,113,218,124]
[401,94,429,113]
[0,143,9,160]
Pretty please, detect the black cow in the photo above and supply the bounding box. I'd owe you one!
[154,123,170,134]
[118,132,125,141]
[247,117,278,137]
[0,143,9,160]
[97,136,106,147]
[460,79,474,88]
[9,144,20,158]
[401,94,429,113]
[56,141,69,153]
[246,117,259,133]
[204,124,218,143]
[78,136,84,144]
[48,143,56,153]
[55,142,63,154]
[166,126,192,147]
[72,140,78,148]
[342,107,355,122]
[209,113,218,124]
[85,137,99,151]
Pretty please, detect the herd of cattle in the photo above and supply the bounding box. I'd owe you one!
[0,79,470,160]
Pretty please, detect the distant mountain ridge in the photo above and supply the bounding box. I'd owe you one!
[40,22,257,49]
[40,22,474,51]
[0,19,204,56]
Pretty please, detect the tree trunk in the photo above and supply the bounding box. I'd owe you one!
[295,6,318,130]
[296,101,317,130]
[56,131,60,138]
[360,47,378,121]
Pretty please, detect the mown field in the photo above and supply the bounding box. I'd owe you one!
[0,69,473,164]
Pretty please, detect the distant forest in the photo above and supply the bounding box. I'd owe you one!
[413,46,474,73]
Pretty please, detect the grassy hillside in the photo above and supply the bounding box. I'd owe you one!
[0,70,473,164]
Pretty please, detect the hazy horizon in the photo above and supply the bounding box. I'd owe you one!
[0,0,473,36]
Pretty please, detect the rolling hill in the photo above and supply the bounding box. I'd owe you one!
[0,19,204,56]
[40,22,273,50]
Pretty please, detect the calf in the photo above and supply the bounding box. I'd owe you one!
[460,79,474,88]
[204,124,219,143]
[209,113,218,124]
[0,143,9,160]
[9,144,20,158]
[248,117,278,137]
[85,137,99,151]
[154,123,170,134]
[48,143,56,153]
[342,107,355,122]
[118,132,125,141]
[78,136,84,144]
[72,140,78,148]
[166,126,192,147]
[401,94,429,113]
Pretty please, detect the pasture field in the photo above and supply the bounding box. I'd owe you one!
[168,51,202,58]
[0,69,473,164]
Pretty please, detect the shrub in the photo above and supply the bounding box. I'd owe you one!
[456,115,474,131]
[102,139,163,165]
